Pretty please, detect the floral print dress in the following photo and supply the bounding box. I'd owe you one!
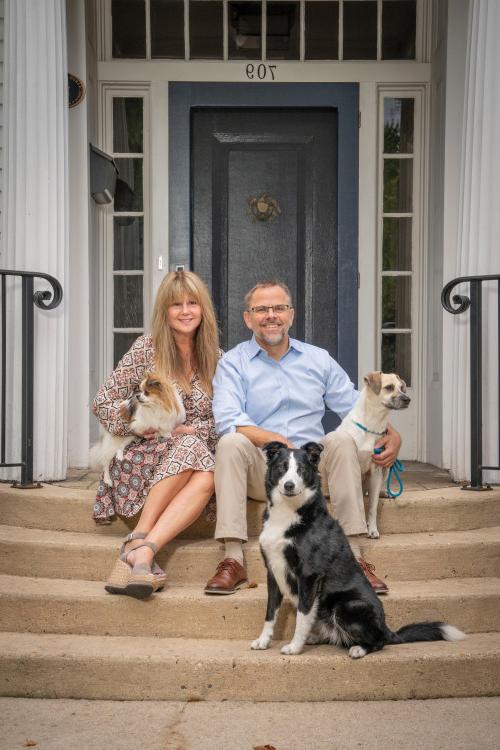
[92,334,218,524]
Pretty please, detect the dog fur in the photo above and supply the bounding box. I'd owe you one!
[251,441,465,658]
[90,372,185,485]
[337,371,410,539]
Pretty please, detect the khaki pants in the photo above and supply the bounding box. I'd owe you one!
[214,431,368,541]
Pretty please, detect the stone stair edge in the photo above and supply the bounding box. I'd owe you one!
[2,522,500,548]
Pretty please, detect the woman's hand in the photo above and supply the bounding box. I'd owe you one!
[172,424,196,436]
[372,424,402,468]
[140,424,196,440]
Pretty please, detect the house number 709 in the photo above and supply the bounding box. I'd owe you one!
[246,64,277,80]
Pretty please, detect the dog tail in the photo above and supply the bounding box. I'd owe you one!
[88,443,102,472]
[386,622,465,645]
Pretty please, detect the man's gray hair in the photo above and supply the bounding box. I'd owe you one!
[244,280,293,309]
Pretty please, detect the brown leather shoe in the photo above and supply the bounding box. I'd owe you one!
[204,558,248,595]
[357,557,389,595]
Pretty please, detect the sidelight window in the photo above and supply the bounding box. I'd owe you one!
[379,95,415,386]
[110,95,148,367]
[109,0,417,61]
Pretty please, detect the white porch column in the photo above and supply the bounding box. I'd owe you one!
[3,0,68,480]
[443,0,500,483]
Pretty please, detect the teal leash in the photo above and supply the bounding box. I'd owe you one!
[352,420,405,498]
[386,458,405,498]
[372,445,405,499]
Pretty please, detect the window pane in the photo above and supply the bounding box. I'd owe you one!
[343,1,377,60]
[382,333,411,385]
[305,2,339,60]
[267,2,300,60]
[113,98,143,154]
[384,98,414,154]
[383,218,412,271]
[382,0,416,60]
[382,276,411,329]
[114,217,144,270]
[114,276,144,328]
[112,0,146,58]
[114,158,143,212]
[190,1,223,59]
[229,2,262,59]
[114,332,141,367]
[151,0,185,58]
[383,159,413,212]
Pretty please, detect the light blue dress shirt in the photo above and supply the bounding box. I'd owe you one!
[212,336,359,446]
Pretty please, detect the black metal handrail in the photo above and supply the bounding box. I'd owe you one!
[0,270,63,488]
[441,274,500,490]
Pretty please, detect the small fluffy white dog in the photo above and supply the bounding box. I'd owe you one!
[337,371,410,539]
[90,372,185,486]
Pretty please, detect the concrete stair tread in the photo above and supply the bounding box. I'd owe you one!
[1,630,499,701]
[2,522,500,549]
[2,572,499,602]
[2,573,498,640]
[2,483,500,537]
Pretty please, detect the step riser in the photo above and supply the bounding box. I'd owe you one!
[1,540,499,583]
[2,648,499,701]
[1,591,498,640]
[3,492,500,537]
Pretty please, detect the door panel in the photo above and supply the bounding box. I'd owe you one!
[192,108,338,354]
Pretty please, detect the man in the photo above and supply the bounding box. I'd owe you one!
[205,281,402,595]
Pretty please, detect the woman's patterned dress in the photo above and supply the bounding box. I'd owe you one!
[92,334,218,524]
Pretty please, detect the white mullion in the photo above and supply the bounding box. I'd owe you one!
[338,0,343,60]
[145,0,151,59]
[383,153,414,160]
[184,0,190,60]
[381,271,413,276]
[262,0,267,61]
[382,213,413,219]
[377,0,382,60]
[223,0,228,60]
[113,153,144,159]
[381,329,412,335]
[300,0,305,61]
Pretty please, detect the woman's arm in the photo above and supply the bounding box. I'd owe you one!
[92,335,153,435]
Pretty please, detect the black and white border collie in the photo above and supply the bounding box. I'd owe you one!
[251,441,465,658]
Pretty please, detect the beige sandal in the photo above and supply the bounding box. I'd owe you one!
[105,533,165,599]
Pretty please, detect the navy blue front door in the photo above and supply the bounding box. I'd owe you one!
[169,83,359,396]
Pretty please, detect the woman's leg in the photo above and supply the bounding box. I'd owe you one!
[126,471,214,569]
[133,470,193,533]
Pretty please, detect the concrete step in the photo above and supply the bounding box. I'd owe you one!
[1,630,499,701]
[1,574,498,640]
[1,524,499,583]
[2,484,500,537]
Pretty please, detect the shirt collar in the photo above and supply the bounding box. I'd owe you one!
[247,335,304,360]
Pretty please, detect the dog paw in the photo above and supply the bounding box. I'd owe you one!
[349,645,367,659]
[367,527,380,539]
[251,637,270,650]
[280,642,303,656]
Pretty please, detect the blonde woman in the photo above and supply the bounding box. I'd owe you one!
[92,271,220,598]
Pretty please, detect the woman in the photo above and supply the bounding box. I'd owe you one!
[92,270,220,598]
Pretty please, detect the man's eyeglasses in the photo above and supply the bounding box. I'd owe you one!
[248,304,292,315]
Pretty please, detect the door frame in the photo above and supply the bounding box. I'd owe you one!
[169,82,359,381]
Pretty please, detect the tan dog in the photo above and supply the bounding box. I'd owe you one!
[337,372,410,538]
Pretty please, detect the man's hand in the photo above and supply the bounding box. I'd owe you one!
[236,425,294,449]
[373,424,401,468]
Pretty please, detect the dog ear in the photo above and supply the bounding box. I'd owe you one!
[262,441,287,462]
[364,371,382,395]
[301,441,324,466]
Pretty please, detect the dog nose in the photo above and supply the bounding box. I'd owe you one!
[284,481,295,492]
[401,394,411,403]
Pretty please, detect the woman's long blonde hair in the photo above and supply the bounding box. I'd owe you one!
[151,270,220,395]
